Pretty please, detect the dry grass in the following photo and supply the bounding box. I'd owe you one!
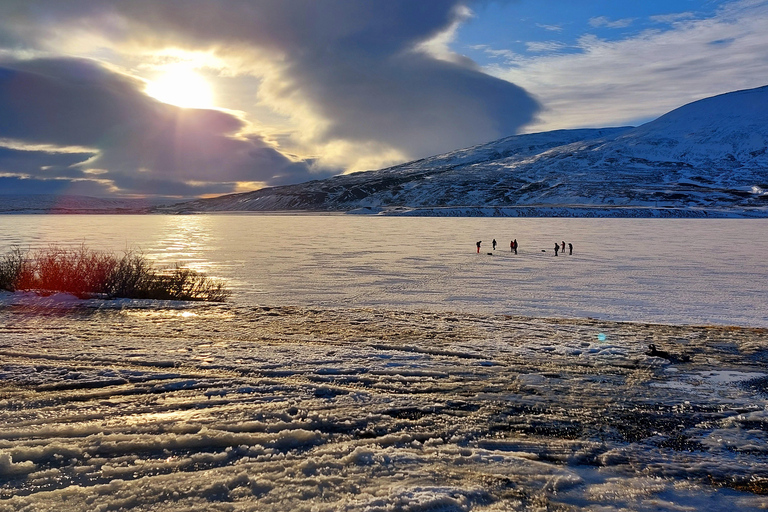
[0,246,230,302]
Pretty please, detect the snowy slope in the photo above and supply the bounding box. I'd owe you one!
[0,194,152,214]
[160,85,768,217]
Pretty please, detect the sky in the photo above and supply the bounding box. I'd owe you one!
[0,0,766,201]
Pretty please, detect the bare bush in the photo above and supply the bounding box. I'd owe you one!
[32,245,118,296]
[144,265,231,302]
[0,246,230,302]
[0,247,29,292]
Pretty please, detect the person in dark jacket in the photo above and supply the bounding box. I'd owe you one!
[554,243,559,256]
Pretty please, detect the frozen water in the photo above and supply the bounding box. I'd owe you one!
[0,215,767,510]
[0,215,767,326]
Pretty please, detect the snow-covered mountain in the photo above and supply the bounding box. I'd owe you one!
[0,195,153,214]
[159,85,768,217]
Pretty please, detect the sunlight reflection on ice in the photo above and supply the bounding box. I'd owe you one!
[120,309,233,320]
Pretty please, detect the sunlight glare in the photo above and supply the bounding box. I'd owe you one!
[145,67,215,109]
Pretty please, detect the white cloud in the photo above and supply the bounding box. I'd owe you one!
[649,12,697,24]
[469,45,521,63]
[415,3,475,63]
[589,16,635,29]
[525,40,568,53]
[536,23,563,32]
[488,0,768,132]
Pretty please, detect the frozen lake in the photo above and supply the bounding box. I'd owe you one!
[0,214,766,327]
[1,214,768,511]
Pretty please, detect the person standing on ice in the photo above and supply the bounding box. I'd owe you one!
[513,239,518,254]
[476,241,482,253]
[568,242,573,255]
[492,239,497,250]
[510,240,514,253]
[561,241,566,253]
[554,242,559,256]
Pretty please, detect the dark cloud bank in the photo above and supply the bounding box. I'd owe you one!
[0,0,539,199]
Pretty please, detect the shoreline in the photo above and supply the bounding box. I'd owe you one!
[3,206,768,218]
[3,290,768,330]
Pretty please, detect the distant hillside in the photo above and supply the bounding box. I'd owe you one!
[0,195,152,214]
[158,85,768,217]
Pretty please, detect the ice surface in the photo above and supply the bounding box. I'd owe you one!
[0,215,767,327]
[0,301,767,510]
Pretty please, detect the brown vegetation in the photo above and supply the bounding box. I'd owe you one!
[0,246,230,302]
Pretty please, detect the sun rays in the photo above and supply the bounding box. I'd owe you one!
[145,64,215,109]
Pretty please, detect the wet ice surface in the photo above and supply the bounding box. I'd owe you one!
[1,297,767,511]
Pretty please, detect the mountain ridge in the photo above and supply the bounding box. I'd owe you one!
[0,194,153,214]
[158,84,768,217]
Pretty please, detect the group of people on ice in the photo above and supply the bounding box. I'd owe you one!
[553,240,573,256]
[476,239,572,255]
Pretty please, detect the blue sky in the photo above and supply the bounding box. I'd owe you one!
[451,0,764,130]
[0,0,765,200]
[459,0,727,65]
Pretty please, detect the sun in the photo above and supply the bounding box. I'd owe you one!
[145,66,215,109]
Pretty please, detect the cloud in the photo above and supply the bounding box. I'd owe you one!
[277,48,537,161]
[0,57,326,198]
[649,12,697,25]
[588,16,635,29]
[0,0,540,198]
[0,145,93,177]
[536,23,563,32]
[525,41,568,53]
[469,45,521,64]
[0,175,115,196]
[489,0,768,132]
